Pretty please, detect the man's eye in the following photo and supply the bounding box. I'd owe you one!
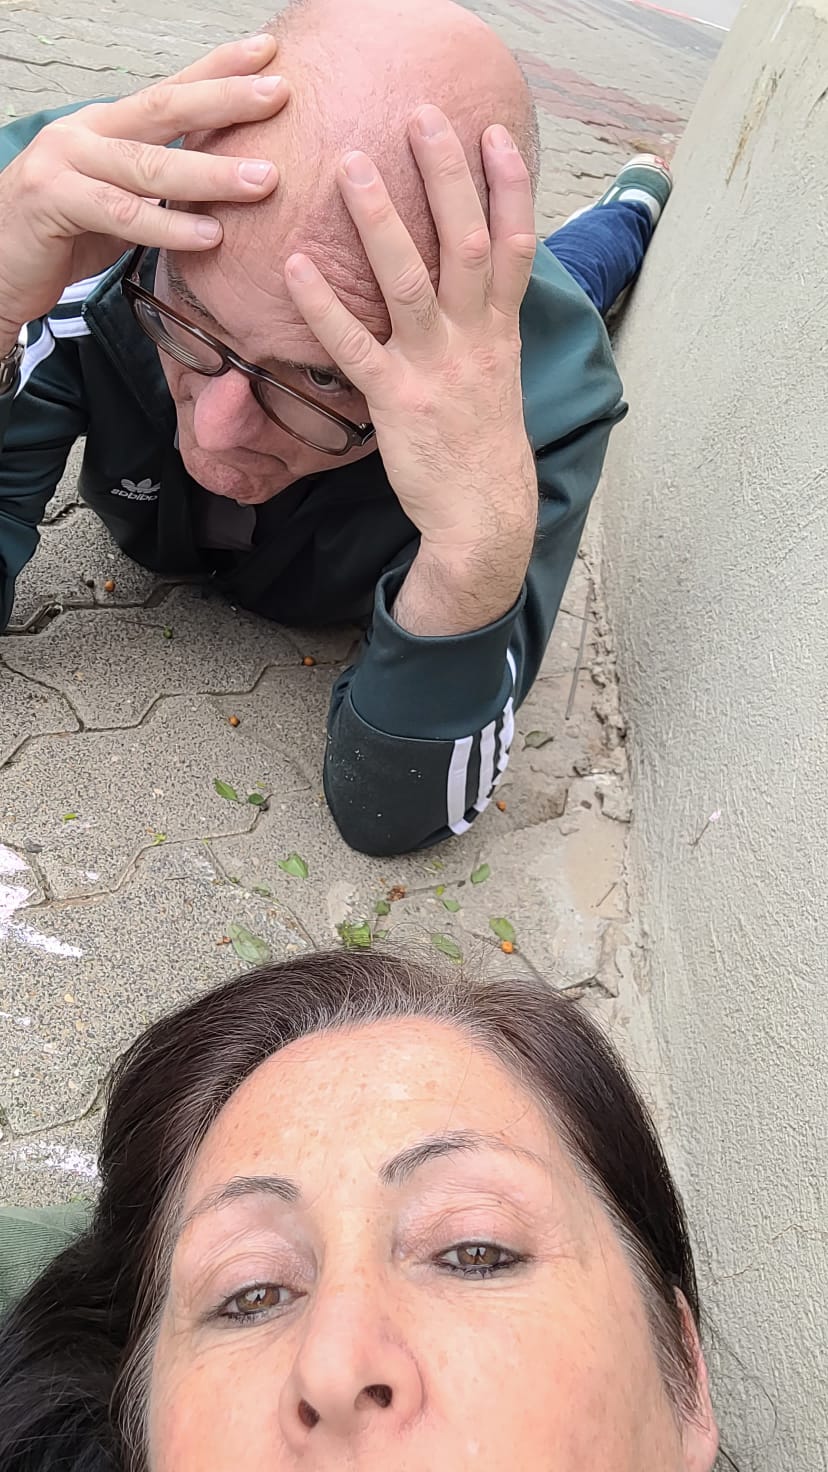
[305,366,347,394]
[219,1282,296,1323]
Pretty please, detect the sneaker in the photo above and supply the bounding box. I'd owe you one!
[566,154,673,226]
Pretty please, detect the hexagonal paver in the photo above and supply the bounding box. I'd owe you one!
[2,587,298,727]
[0,664,80,768]
[0,694,309,899]
[0,842,313,1135]
[9,509,166,630]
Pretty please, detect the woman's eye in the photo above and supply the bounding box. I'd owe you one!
[437,1243,519,1278]
[220,1283,295,1322]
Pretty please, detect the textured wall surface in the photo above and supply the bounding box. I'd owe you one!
[599,0,828,1467]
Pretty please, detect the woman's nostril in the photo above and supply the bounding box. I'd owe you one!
[298,1399,320,1429]
[364,1384,393,1409]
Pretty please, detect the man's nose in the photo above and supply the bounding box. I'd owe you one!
[190,369,263,452]
[278,1280,424,1450]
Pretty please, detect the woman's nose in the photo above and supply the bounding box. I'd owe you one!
[279,1285,424,1449]
[190,369,262,453]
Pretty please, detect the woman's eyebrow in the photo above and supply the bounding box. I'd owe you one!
[180,1131,546,1235]
[379,1129,548,1187]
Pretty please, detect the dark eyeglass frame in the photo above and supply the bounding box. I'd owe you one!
[121,243,376,457]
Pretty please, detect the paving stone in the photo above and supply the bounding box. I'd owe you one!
[208,789,476,950]
[9,509,165,630]
[0,663,80,768]
[0,694,309,900]
[2,587,297,727]
[0,1113,100,1207]
[0,841,313,1136]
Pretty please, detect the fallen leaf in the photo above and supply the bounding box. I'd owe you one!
[470,863,491,885]
[162,627,174,640]
[374,928,390,941]
[338,920,373,949]
[432,934,463,962]
[228,923,271,966]
[252,884,272,898]
[213,778,239,802]
[278,852,309,879]
[388,885,407,902]
[489,917,516,945]
[441,897,461,913]
[524,729,554,749]
[61,812,78,823]
[435,885,446,897]
[151,832,167,846]
[247,792,267,807]
[374,899,391,916]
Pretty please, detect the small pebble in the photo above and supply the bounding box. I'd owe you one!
[103,579,116,594]
[500,940,515,955]
[84,578,95,589]
[302,655,316,667]
[229,715,241,728]
[496,800,507,812]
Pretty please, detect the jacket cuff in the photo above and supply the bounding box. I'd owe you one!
[349,566,524,740]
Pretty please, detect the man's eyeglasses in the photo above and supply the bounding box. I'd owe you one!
[122,245,376,457]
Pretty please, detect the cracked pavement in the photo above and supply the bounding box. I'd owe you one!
[0,0,717,1202]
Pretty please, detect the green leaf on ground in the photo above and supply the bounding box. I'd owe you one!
[278,852,309,879]
[252,884,272,898]
[227,923,271,966]
[374,899,391,916]
[441,897,461,913]
[213,778,239,802]
[61,812,78,823]
[470,863,491,885]
[151,832,167,846]
[247,792,267,807]
[489,917,516,945]
[162,627,174,640]
[435,885,446,897]
[524,729,554,749]
[432,934,462,962]
[374,928,390,941]
[338,920,373,950]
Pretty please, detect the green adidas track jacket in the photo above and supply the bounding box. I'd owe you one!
[0,104,626,856]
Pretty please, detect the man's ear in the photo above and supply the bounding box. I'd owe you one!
[676,1290,720,1472]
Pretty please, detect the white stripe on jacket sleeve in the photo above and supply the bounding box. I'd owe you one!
[447,650,517,836]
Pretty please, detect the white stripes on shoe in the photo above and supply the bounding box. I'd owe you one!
[447,650,517,836]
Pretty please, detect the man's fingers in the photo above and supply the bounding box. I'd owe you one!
[336,152,443,351]
[166,33,277,86]
[407,106,492,321]
[81,72,289,147]
[284,254,389,397]
[51,178,225,252]
[482,125,537,317]
[66,131,278,207]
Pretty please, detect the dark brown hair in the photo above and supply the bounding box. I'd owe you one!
[0,951,708,1470]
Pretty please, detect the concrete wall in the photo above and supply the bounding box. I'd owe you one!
[598,0,828,1467]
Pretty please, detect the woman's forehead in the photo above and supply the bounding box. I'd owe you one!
[182,1017,571,1198]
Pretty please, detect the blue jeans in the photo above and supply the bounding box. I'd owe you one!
[544,199,654,318]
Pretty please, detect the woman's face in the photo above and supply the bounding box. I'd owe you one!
[149,1019,717,1471]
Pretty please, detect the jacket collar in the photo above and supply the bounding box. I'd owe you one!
[81,249,177,436]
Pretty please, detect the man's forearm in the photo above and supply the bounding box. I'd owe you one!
[393,518,536,638]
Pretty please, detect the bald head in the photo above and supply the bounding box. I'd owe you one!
[191,0,539,337]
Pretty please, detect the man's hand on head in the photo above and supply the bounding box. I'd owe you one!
[283,106,539,638]
[0,35,289,349]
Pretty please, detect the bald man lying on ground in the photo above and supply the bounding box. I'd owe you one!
[0,0,670,855]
